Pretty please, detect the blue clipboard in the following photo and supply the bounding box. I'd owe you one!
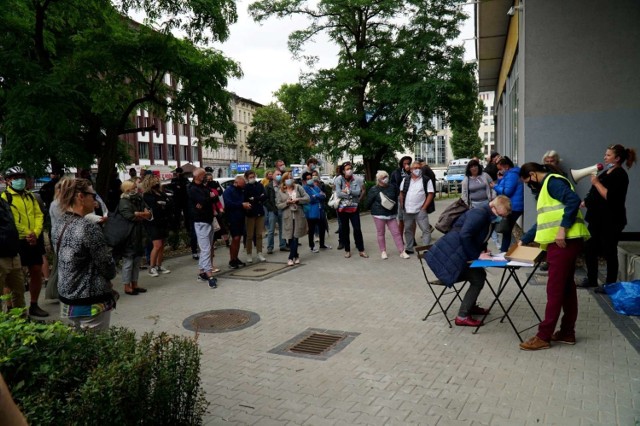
[470,260,509,268]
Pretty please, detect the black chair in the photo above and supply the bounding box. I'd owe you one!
[415,245,469,328]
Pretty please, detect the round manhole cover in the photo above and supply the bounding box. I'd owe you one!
[183,309,260,333]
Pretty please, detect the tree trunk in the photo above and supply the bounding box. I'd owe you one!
[95,132,120,200]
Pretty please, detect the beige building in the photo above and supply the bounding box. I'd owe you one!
[201,94,263,177]
[478,91,496,159]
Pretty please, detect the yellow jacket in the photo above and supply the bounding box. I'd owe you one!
[1,187,44,239]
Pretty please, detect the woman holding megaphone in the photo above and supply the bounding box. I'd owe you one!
[578,144,637,293]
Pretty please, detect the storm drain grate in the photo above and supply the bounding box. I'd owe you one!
[269,328,360,360]
[183,309,260,333]
[289,333,345,355]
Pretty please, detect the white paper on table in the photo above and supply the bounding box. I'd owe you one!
[507,260,535,267]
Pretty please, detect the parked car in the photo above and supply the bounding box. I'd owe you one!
[443,164,466,192]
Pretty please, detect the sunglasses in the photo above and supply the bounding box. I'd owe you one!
[81,191,97,199]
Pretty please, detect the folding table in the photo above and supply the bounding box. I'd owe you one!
[470,260,543,342]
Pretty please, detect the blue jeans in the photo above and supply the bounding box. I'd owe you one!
[267,210,286,250]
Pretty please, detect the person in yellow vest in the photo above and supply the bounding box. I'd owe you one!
[517,162,590,351]
[1,166,48,317]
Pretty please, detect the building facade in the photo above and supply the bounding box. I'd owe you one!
[479,91,496,158]
[476,0,640,235]
[201,94,263,177]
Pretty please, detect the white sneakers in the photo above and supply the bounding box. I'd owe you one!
[400,251,411,259]
[257,253,266,262]
[287,259,294,266]
[246,255,253,263]
[149,266,170,277]
[381,251,388,259]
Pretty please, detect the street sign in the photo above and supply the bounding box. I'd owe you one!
[237,163,251,172]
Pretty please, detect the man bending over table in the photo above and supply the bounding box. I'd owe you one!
[426,196,512,327]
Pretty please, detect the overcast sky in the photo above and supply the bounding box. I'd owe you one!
[219,1,477,105]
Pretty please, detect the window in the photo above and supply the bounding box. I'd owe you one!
[191,146,199,162]
[190,125,196,137]
[153,144,163,160]
[483,132,489,142]
[167,144,176,160]
[490,106,494,116]
[138,142,149,159]
[426,140,436,164]
[490,132,495,142]
[484,106,489,116]
[437,136,446,164]
[181,146,189,161]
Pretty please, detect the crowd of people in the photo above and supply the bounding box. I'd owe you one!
[0,144,635,339]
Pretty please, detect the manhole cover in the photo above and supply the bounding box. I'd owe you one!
[183,309,260,333]
[269,328,360,360]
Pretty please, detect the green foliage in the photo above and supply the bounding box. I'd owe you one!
[249,0,477,179]
[0,309,207,425]
[450,98,484,159]
[247,103,312,167]
[0,0,240,197]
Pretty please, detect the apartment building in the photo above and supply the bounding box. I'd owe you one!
[479,91,496,159]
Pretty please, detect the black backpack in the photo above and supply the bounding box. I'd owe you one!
[401,175,436,214]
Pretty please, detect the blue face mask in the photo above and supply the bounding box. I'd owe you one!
[492,216,502,224]
[285,179,294,186]
[306,179,314,186]
[10,178,26,191]
[275,175,282,182]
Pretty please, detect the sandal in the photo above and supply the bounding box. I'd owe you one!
[359,252,369,258]
[344,252,351,258]
[124,288,139,295]
[133,287,147,293]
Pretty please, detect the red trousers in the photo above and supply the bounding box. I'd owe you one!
[537,238,583,342]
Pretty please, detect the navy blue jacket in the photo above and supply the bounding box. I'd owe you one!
[426,204,495,287]
[223,184,246,221]
[244,182,266,217]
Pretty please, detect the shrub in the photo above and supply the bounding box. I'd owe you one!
[0,308,207,425]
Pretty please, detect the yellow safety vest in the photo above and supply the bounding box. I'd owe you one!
[535,174,590,249]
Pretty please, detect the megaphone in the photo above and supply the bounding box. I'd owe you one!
[571,163,603,182]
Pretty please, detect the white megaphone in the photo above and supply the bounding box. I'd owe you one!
[571,163,604,182]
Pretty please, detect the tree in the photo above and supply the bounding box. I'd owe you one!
[0,0,240,197]
[249,0,478,180]
[246,103,312,167]
[449,97,483,159]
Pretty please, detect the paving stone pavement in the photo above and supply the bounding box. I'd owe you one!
[39,198,640,425]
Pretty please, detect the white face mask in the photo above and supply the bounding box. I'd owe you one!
[381,177,389,184]
[345,170,353,177]
[412,169,422,177]
[248,178,256,184]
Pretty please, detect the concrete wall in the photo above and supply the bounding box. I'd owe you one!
[521,0,640,234]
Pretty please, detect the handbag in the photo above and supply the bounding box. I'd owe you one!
[379,191,396,210]
[213,217,221,232]
[103,206,134,248]
[328,192,340,209]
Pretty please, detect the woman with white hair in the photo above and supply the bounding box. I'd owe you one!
[542,150,566,176]
[365,170,410,259]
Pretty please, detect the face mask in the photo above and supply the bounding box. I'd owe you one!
[285,179,294,186]
[279,166,286,172]
[310,164,316,171]
[306,179,314,186]
[275,175,282,182]
[10,178,26,191]
[527,181,542,194]
[492,215,502,224]
[412,169,422,177]
[345,170,353,177]
[248,178,256,184]
[381,177,389,185]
